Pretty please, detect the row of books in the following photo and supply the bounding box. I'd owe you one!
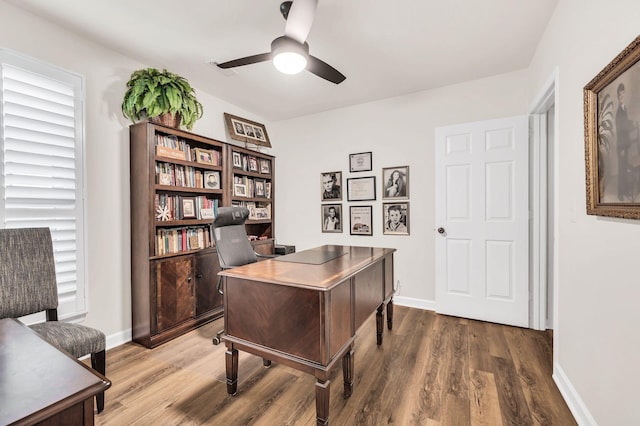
[155,226,212,256]
[232,200,272,220]
[155,194,219,221]
[233,175,271,198]
[156,162,221,189]
[155,134,222,166]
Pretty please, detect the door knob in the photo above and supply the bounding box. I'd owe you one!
[437,227,445,234]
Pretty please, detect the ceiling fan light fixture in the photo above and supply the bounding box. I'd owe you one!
[271,36,309,75]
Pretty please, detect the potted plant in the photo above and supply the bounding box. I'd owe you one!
[121,68,203,130]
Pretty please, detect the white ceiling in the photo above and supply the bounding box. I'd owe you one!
[8,0,558,121]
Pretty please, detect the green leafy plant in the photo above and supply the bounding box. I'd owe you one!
[121,68,203,130]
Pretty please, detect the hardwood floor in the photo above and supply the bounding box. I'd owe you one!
[90,306,576,425]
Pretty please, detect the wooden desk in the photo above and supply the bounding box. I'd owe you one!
[0,318,111,426]
[220,245,395,425]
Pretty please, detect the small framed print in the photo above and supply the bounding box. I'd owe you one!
[347,176,376,201]
[383,202,409,235]
[232,151,242,168]
[255,179,266,197]
[194,148,215,165]
[181,197,196,219]
[350,205,373,236]
[234,183,247,197]
[322,204,342,233]
[224,112,271,148]
[382,166,409,199]
[259,158,271,174]
[204,171,220,189]
[265,182,272,199]
[248,156,259,172]
[349,152,372,172]
[321,171,342,201]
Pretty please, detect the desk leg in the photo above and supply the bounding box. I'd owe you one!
[376,303,384,345]
[315,379,331,425]
[225,346,238,395]
[342,346,354,398]
[387,298,394,330]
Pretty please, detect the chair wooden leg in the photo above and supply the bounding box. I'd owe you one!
[91,350,106,413]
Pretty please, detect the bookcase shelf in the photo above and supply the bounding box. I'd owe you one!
[130,122,275,348]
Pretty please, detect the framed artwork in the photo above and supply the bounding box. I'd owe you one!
[382,166,409,199]
[585,35,640,219]
[349,152,372,172]
[265,182,272,199]
[224,112,272,147]
[321,171,342,201]
[347,176,376,201]
[181,197,196,219]
[234,183,247,197]
[232,151,242,168]
[321,204,342,233]
[259,158,271,174]
[255,179,266,197]
[383,202,409,235]
[194,148,215,165]
[204,171,220,189]
[248,156,259,172]
[350,205,373,236]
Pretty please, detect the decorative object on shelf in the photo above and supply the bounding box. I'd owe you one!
[224,113,271,148]
[383,202,409,235]
[122,68,203,130]
[347,176,376,201]
[194,148,216,165]
[204,171,220,189]
[321,171,342,201]
[382,166,409,199]
[349,152,372,172]
[350,205,373,236]
[585,34,640,219]
[321,204,342,233]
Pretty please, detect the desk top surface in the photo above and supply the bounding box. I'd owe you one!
[0,318,111,425]
[219,244,395,290]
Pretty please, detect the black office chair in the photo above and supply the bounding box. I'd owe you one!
[211,206,276,345]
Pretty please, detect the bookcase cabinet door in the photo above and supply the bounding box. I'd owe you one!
[195,250,222,317]
[155,256,194,332]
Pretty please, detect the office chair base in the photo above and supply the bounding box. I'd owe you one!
[212,330,224,345]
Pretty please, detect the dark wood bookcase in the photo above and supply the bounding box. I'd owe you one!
[130,122,275,348]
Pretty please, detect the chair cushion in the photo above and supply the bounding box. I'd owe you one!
[30,322,105,359]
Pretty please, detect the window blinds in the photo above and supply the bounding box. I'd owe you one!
[0,54,86,319]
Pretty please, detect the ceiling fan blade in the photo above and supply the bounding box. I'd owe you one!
[307,55,346,84]
[284,0,318,44]
[217,52,272,69]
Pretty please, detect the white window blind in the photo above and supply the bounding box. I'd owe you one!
[0,50,86,320]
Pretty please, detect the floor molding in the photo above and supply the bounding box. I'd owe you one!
[553,363,597,426]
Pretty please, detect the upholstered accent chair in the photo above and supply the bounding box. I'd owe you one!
[0,227,107,413]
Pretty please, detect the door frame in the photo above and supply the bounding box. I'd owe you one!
[529,68,559,331]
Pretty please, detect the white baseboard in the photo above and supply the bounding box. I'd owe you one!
[553,363,597,426]
[393,296,436,311]
[106,328,132,351]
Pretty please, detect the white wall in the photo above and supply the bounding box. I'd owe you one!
[0,2,272,345]
[528,0,640,424]
[270,70,529,306]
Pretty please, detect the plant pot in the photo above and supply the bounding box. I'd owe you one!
[150,112,182,128]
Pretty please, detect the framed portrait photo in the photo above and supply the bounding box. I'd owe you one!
[585,35,640,219]
[382,166,409,199]
[347,176,376,201]
[181,197,196,219]
[259,158,271,174]
[255,179,266,197]
[321,171,342,201]
[194,148,215,165]
[248,156,259,172]
[232,151,242,168]
[350,205,373,236]
[224,112,271,147]
[234,183,247,197]
[349,152,372,172]
[321,204,342,233]
[204,170,220,189]
[383,202,409,235]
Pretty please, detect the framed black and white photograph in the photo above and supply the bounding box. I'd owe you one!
[234,183,247,197]
[349,152,372,172]
[321,171,342,201]
[181,197,196,219]
[259,158,271,174]
[383,202,409,235]
[255,179,266,197]
[232,151,242,168]
[350,205,373,236]
[382,166,409,199]
[321,204,342,233]
[204,171,220,189]
[248,156,259,172]
[224,112,272,147]
[347,176,376,201]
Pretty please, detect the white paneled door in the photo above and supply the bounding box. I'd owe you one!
[435,116,529,327]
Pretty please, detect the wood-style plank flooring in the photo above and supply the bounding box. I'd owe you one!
[90,306,576,425]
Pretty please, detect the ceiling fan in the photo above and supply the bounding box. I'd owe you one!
[216,0,346,84]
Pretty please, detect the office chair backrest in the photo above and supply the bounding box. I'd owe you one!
[0,228,59,319]
[212,207,257,269]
